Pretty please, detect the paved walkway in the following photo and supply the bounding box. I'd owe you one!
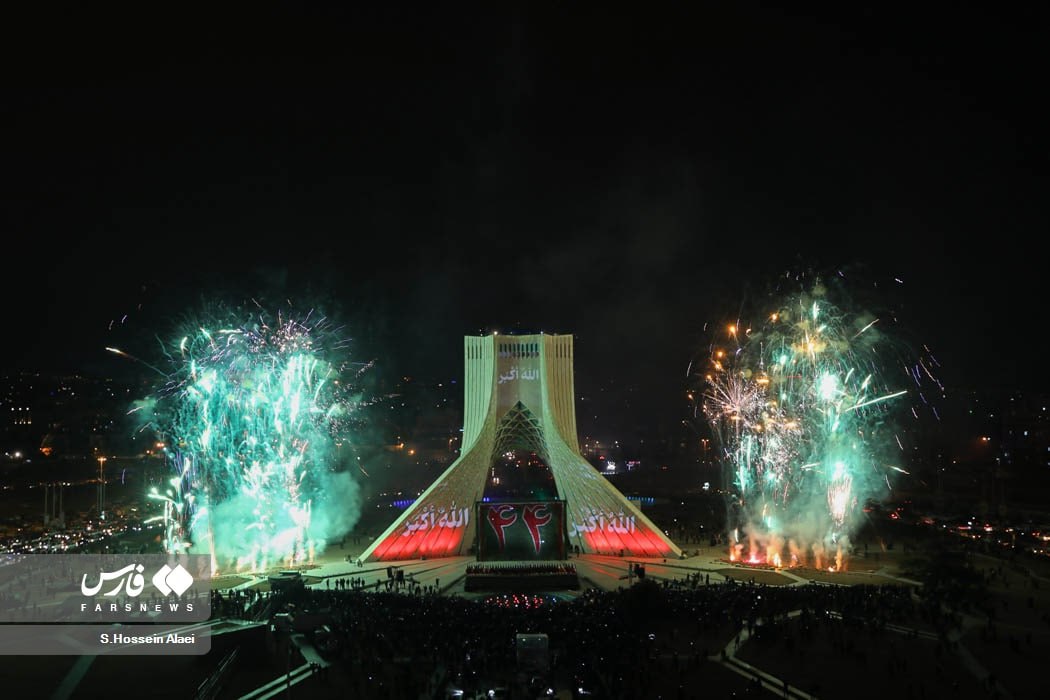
[712,610,816,700]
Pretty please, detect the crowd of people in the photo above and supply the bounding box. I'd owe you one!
[239,573,949,699]
[210,587,272,620]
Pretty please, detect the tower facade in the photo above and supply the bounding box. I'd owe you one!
[361,334,681,561]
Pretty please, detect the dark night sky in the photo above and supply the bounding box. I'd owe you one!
[1,6,1046,430]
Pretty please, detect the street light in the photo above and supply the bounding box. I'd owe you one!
[97,456,107,520]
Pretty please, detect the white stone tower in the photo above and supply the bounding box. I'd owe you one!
[361,334,681,561]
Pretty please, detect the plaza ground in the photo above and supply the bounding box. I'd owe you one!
[3,536,1048,698]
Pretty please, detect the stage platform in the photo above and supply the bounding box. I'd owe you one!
[463,561,579,592]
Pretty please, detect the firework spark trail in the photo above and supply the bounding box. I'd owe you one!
[130,304,365,573]
[701,280,937,571]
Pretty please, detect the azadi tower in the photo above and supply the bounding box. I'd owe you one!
[361,334,682,561]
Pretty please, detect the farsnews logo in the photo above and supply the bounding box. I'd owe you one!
[152,563,194,596]
[0,554,210,623]
[81,563,194,598]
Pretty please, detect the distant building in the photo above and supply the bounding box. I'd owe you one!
[1,371,137,458]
